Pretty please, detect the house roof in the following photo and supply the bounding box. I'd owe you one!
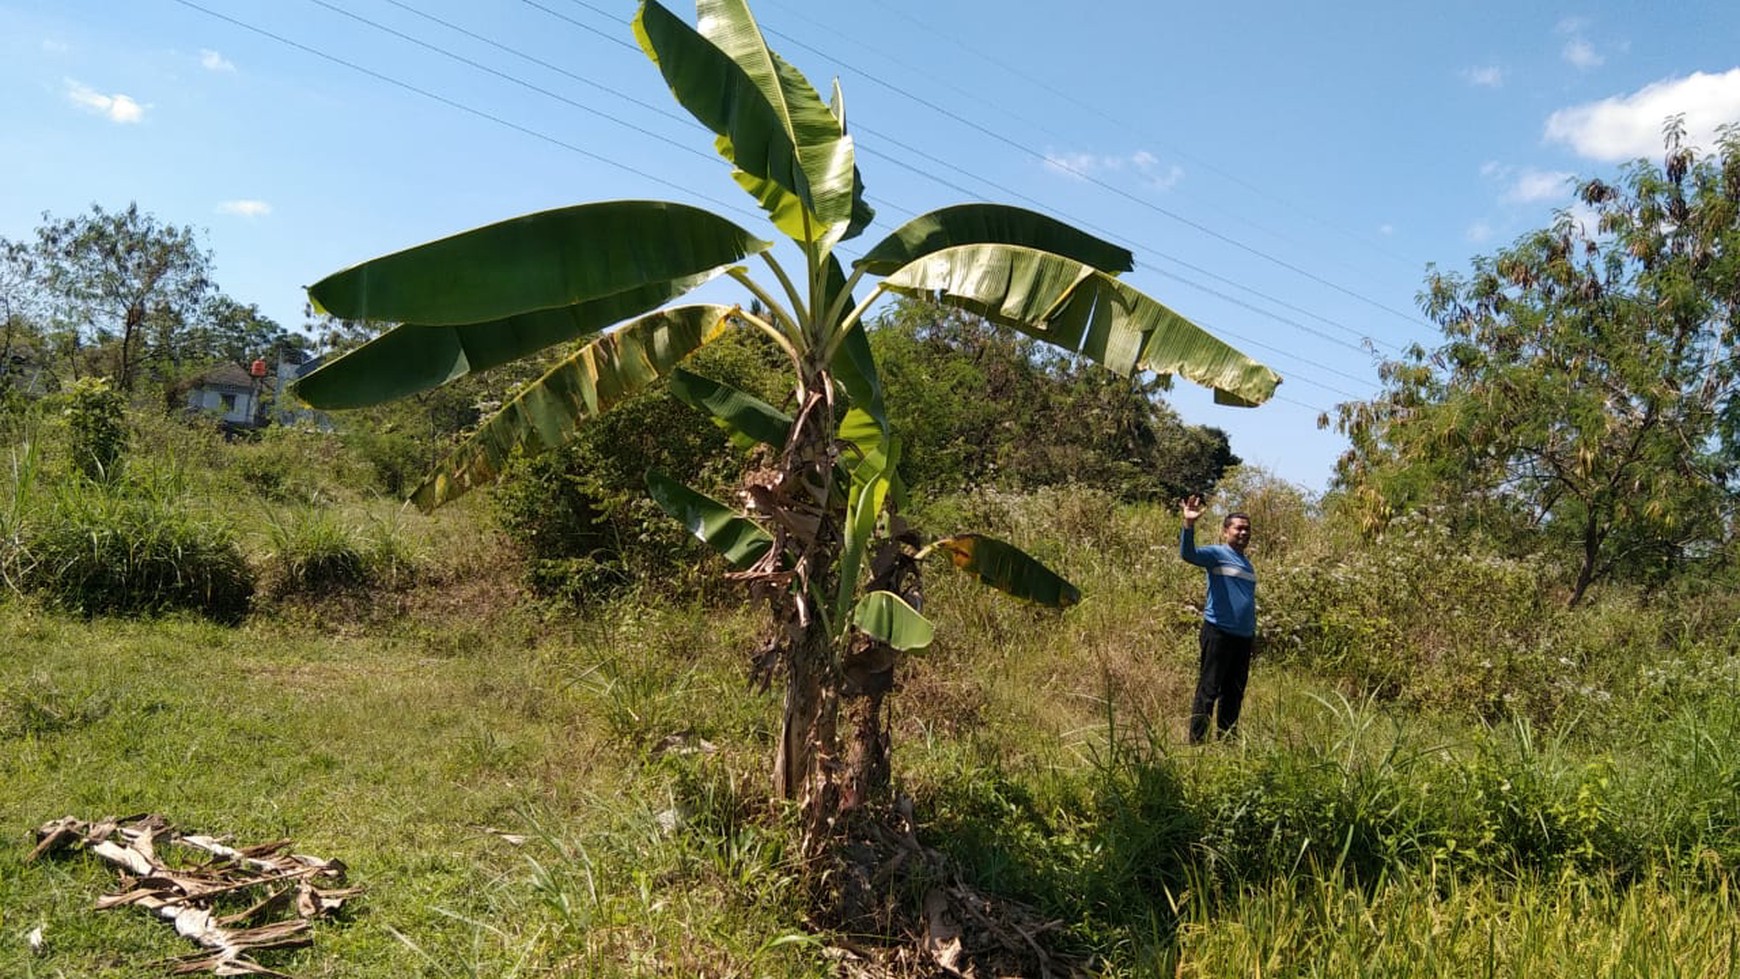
[194,363,269,390]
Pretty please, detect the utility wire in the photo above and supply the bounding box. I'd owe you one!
[307,0,723,171]
[559,0,1423,346]
[172,0,1375,404]
[855,131,1377,358]
[852,0,1431,278]
[166,0,764,230]
[761,0,1424,309]
[546,0,1409,360]
[744,18,1429,342]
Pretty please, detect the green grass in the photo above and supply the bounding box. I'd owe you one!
[0,599,825,977]
[5,441,1740,975]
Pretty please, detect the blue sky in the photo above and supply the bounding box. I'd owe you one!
[4,0,1740,491]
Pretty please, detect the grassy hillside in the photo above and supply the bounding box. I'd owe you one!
[3,411,1740,976]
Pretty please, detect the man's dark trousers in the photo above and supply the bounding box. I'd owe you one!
[1189,621,1253,743]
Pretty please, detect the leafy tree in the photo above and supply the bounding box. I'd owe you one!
[295,0,1277,858]
[1331,121,1740,605]
[0,237,51,399]
[194,296,311,370]
[34,203,213,392]
[872,298,1240,501]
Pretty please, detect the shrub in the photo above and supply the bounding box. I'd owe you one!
[263,507,369,594]
[342,426,429,498]
[261,504,423,596]
[871,300,1240,502]
[493,330,784,605]
[1261,511,1556,716]
[229,427,365,504]
[21,473,253,623]
[63,376,127,482]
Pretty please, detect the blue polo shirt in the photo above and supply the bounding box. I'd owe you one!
[1179,527,1256,637]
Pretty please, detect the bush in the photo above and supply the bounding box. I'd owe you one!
[62,377,127,483]
[229,427,367,504]
[1261,511,1556,716]
[21,473,253,623]
[342,426,430,499]
[493,329,786,604]
[870,300,1240,502]
[263,507,369,594]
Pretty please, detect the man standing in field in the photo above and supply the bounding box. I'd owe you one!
[1178,494,1255,744]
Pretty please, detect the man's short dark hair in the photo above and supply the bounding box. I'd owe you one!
[1224,512,1251,528]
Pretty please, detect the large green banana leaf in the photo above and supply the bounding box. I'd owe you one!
[822,254,889,438]
[857,204,1134,277]
[668,367,792,449]
[852,590,933,651]
[410,304,736,510]
[833,412,897,634]
[826,77,875,242]
[297,271,724,410]
[694,0,866,245]
[635,0,864,247]
[307,201,768,325]
[881,244,1282,406]
[645,469,772,570]
[920,534,1081,608]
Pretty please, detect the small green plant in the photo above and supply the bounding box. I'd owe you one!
[0,431,43,593]
[264,507,370,595]
[63,376,126,483]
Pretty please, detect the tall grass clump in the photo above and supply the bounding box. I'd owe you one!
[262,505,422,595]
[263,507,368,594]
[227,426,369,504]
[20,467,253,623]
[1165,867,1740,978]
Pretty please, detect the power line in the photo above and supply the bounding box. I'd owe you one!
[166,0,763,229]
[554,0,1423,350]
[745,17,1430,343]
[854,129,1380,358]
[306,0,723,171]
[760,0,1420,304]
[171,0,1377,404]
[541,0,1413,363]
[850,0,1430,279]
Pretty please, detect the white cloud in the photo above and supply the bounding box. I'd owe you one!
[64,80,145,123]
[1505,168,1576,203]
[1463,65,1505,88]
[41,39,69,54]
[1544,68,1740,161]
[1479,160,1504,178]
[1563,38,1604,70]
[200,49,235,72]
[1043,150,1099,178]
[217,200,272,218]
[1554,18,1609,70]
[1378,224,1395,236]
[1044,148,1183,189]
[1466,220,1494,243]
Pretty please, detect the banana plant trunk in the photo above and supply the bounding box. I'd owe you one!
[760,362,858,854]
[775,615,842,851]
[840,642,895,809]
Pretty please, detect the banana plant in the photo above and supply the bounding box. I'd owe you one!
[295,0,1280,851]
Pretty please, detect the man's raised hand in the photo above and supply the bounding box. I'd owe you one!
[1181,494,1206,524]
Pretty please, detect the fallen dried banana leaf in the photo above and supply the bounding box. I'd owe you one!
[30,814,360,978]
